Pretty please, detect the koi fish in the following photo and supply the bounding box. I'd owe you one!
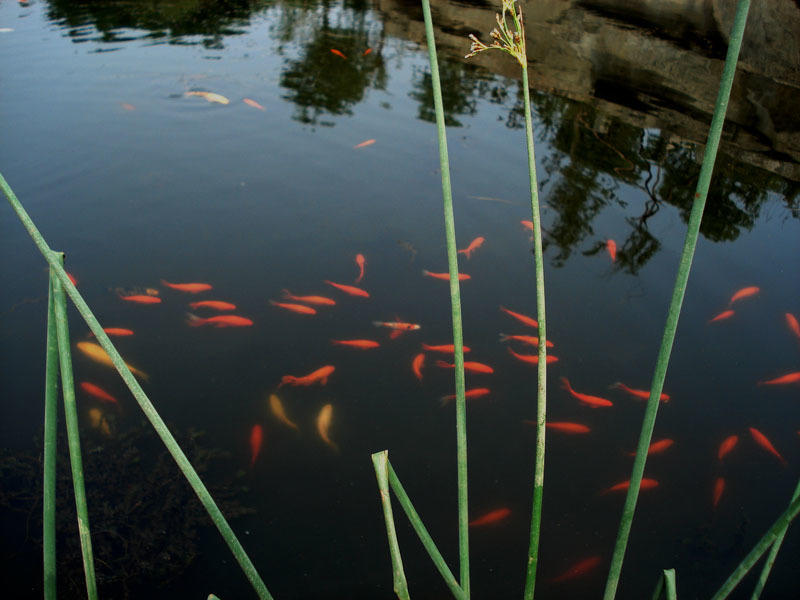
[601,478,658,495]
[606,239,617,262]
[186,91,230,104]
[269,300,317,315]
[436,360,493,374]
[561,377,612,408]
[79,382,118,405]
[749,427,786,465]
[507,348,559,365]
[279,365,335,387]
[718,435,738,460]
[120,294,161,304]
[354,139,375,149]
[354,253,366,283]
[422,270,470,281]
[373,320,421,340]
[161,280,212,293]
[412,353,425,381]
[469,507,510,527]
[611,382,670,403]
[330,48,347,59]
[331,339,380,349]
[75,341,149,381]
[363,48,372,56]
[243,98,265,110]
[317,404,338,451]
[713,477,725,509]
[499,306,538,328]
[186,314,253,327]
[249,424,263,466]
[551,556,602,583]
[87,407,111,437]
[521,220,533,231]
[268,394,298,430]
[627,438,673,456]
[729,286,759,305]
[786,313,800,340]
[102,328,134,337]
[281,290,336,306]
[440,388,490,404]
[709,309,734,323]
[457,236,485,259]
[324,280,369,298]
[189,300,236,311]
[541,422,590,434]
[422,344,471,353]
[758,371,800,386]
[499,334,553,348]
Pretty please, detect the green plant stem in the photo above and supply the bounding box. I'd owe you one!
[520,65,548,600]
[602,2,751,598]
[43,267,61,600]
[52,272,99,600]
[711,493,800,600]
[750,478,800,599]
[650,568,676,600]
[419,0,469,595]
[371,451,410,600]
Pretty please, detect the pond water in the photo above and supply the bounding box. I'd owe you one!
[1,1,799,598]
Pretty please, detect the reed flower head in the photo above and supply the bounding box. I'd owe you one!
[465,0,527,68]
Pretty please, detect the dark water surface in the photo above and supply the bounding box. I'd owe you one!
[1,1,799,598]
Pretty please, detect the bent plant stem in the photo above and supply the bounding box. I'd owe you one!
[602,2,751,598]
[420,0,470,594]
[371,451,410,600]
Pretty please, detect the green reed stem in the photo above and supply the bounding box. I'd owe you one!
[52,272,99,600]
[711,493,800,600]
[602,2,751,598]
[651,569,677,600]
[371,451,411,600]
[750,478,800,599]
[1,171,273,600]
[419,0,469,595]
[43,267,61,600]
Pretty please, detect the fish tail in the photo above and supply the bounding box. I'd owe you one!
[560,377,571,392]
[159,279,172,288]
[421,269,430,277]
[439,395,454,406]
[435,360,450,368]
[280,289,291,299]
[609,381,622,391]
[372,321,384,328]
[133,367,150,382]
[498,333,510,342]
[278,376,295,388]
[186,313,206,327]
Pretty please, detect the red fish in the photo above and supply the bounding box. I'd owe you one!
[718,435,739,460]
[499,334,553,348]
[441,388,490,404]
[422,270,470,281]
[601,478,659,495]
[66,272,78,286]
[521,220,533,231]
[561,377,612,408]
[363,48,372,56]
[729,286,759,305]
[330,48,347,59]
[713,477,725,509]
[436,360,493,374]
[279,365,335,387]
[331,339,380,349]
[551,556,602,583]
[79,382,118,405]
[507,348,559,365]
[541,422,590,434]
[412,353,425,380]
[355,253,366,283]
[749,427,786,465]
[469,507,510,527]
[186,314,253,327]
[627,438,674,456]
[354,139,375,149]
[270,300,317,315]
[606,239,617,262]
[249,424,263,467]
[758,371,800,386]
[325,280,369,297]
[161,280,212,293]
[281,290,336,306]
[120,294,161,304]
[709,309,734,323]
[422,343,471,353]
[189,300,236,311]
[102,328,134,337]
[786,313,800,340]
[243,98,265,111]
[499,306,538,328]
[457,236,485,259]
[611,382,670,403]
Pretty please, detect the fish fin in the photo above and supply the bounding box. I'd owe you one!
[186,313,205,327]
[435,360,450,368]
[160,279,171,287]
[389,329,403,340]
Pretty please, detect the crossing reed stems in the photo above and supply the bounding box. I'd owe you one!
[371,451,410,600]
[419,0,470,594]
[602,2,751,597]
[650,569,677,600]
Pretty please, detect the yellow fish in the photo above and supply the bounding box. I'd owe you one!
[185,91,230,105]
[87,408,111,436]
[75,341,149,382]
[268,394,298,430]
[316,404,337,451]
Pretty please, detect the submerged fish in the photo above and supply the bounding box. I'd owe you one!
[540,422,590,434]
[749,427,786,465]
[243,97,265,110]
[79,382,119,406]
[161,280,212,293]
[363,48,372,56]
[331,339,380,349]
[102,327,134,337]
[316,404,337,451]
[521,220,533,231]
[422,270,470,281]
[729,286,759,305]
[709,309,734,323]
[422,343,470,353]
[718,435,739,460]
[440,388,490,404]
[76,341,149,381]
[601,478,658,495]
[785,313,800,340]
[436,360,493,374]
[186,91,230,105]
[281,290,336,305]
[249,424,263,466]
[551,556,602,583]
[354,139,375,149]
[373,320,420,340]
[270,300,317,315]
[758,371,800,386]
[330,48,347,59]
[606,239,617,262]
[189,300,236,311]
[561,377,612,408]
[87,407,111,437]
[120,294,161,304]
[611,382,669,403]
[507,348,559,365]
[627,438,674,456]
[324,280,369,298]
[269,394,298,430]
[469,507,510,527]
[279,365,335,387]
[712,477,726,509]
[355,253,366,283]
[499,334,553,348]
[187,314,253,327]
[412,353,425,381]
[499,306,538,328]
[457,236,485,259]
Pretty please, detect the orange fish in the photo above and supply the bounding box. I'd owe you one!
[120,294,161,304]
[606,239,617,262]
[331,339,380,349]
[469,507,510,527]
[412,353,425,380]
[436,360,493,374]
[713,477,725,509]
[611,382,670,403]
[785,313,800,340]
[121,103,136,111]
[749,427,786,465]
[325,280,369,298]
[551,556,602,583]
[243,98,265,110]
[249,424,263,467]
[186,314,253,327]
[729,286,759,305]
[363,48,372,56]
[441,388,490,404]
[189,300,236,311]
[422,270,470,281]
[354,253,366,283]
[709,309,734,323]
[507,348,559,365]
[66,272,78,286]
[758,371,800,386]
[499,334,553,348]
[270,300,317,315]
[718,435,739,460]
[281,290,336,306]
[79,382,118,405]
[330,48,347,59]
[160,280,212,293]
[373,320,421,338]
[521,220,533,231]
[421,343,471,353]
[561,377,613,408]
[627,438,674,456]
[102,327,134,337]
[354,139,375,149]
[279,365,335,387]
[541,422,590,434]
[499,306,538,328]
[601,478,659,495]
[458,236,485,259]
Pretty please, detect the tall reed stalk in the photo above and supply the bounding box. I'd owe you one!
[602,1,751,598]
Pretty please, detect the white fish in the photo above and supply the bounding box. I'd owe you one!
[186,91,230,105]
